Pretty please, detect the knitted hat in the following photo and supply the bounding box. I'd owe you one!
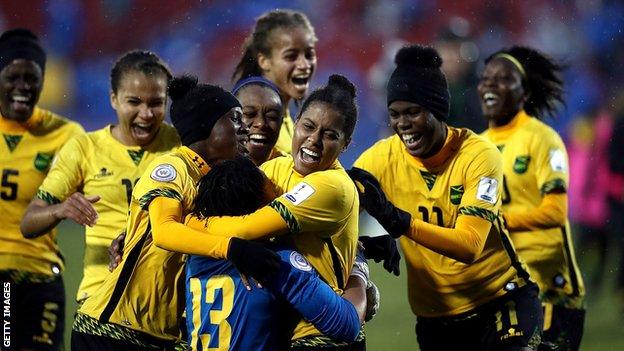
[0,29,46,73]
[387,45,449,121]
[169,75,241,146]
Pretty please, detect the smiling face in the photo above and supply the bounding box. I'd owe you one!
[292,102,349,176]
[236,84,283,165]
[258,27,317,103]
[198,107,247,164]
[388,100,447,159]
[477,57,527,127]
[0,59,43,122]
[110,71,168,146]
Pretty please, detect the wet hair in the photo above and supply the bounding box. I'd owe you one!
[298,74,358,140]
[191,156,266,218]
[232,9,317,82]
[110,50,172,93]
[486,46,565,119]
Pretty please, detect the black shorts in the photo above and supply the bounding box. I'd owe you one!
[71,313,185,351]
[71,331,162,351]
[416,283,543,351]
[1,272,65,351]
[542,303,585,351]
[290,339,365,351]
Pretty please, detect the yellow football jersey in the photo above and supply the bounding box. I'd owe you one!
[260,155,359,339]
[354,127,528,317]
[274,109,294,154]
[0,107,84,275]
[482,110,585,308]
[37,124,180,301]
[78,146,209,341]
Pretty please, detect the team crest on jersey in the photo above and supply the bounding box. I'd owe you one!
[34,152,54,172]
[283,182,315,205]
[513,155,530,174]
[476,177,498,204]
[449,185,464,205]
[289,251,312,272]
[150,164,177,182]
[94,167,114,178]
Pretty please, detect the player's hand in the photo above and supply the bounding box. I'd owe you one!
[227,238,281,286]
[365,281,380,322]
[347,167,411,238]
[53,192,100,227]
[359,235,401,276]
[108,231,126,272]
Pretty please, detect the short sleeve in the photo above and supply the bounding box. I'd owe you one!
[533,131,568,195]
[458,145,503,222]
[270,171,357,237]
[37,135,86,204]
[133,157,186,209]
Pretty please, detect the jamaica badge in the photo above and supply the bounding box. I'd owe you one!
[34,152,54,172]
[450,185,464,205]
[513,155,531,174]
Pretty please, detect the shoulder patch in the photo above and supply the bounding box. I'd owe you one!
[283,182,315,205]
[150,164,177,182]
[289,251,312,272]
[549,149,567,172]
[476,177,498,204]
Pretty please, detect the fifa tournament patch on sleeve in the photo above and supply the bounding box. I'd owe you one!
[283,182,315,205]
[150,164,177,182]
[549,149,567,172]
[289,251,312,272]
[476,177,498,204]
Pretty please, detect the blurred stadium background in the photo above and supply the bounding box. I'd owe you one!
[2,0,623,349]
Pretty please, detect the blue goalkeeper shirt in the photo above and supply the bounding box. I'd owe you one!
[185,248,361,351]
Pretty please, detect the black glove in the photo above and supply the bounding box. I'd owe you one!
[359,235,401,276]
[347,167,412,238]
[227,238,281,285]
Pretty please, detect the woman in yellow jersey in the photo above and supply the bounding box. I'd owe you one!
[233,9,317,154]
[0,28,85,351]
[21,50,180,305]
[479,46,585,351]
[71,75,281,351]
[348,45,543,351]
[180,75,364,350]
[232,76,286,165]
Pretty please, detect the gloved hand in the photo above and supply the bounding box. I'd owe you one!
[347,167,412,238]
[227,238,281,285]
[365,281,380,322]
[359,235,401,276]
[350,249,381,322]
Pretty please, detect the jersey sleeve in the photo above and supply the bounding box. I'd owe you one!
[533,130,569,195]
[133,157,186,209]
[270,171,357,237]
[269,249,360,342]
[37,135,86,204]
[458,145,503,222]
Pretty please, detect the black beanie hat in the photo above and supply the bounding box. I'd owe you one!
[0,29,46,73]
[169,75,242,146]
[387,45,449,121]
